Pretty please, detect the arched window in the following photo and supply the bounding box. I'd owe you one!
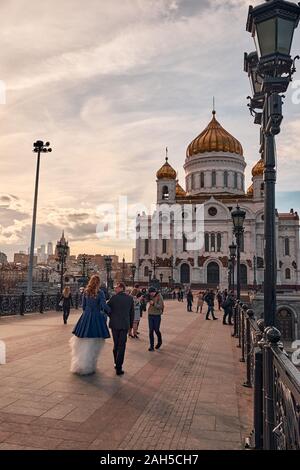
[205,233,209,252]
[276,309,294,341]
[183,233,187,252]
[212,171,216,187]
[200,172,205,188]
[180,263,190,284]
[144,239,149,255]
[144,266,149,277]
[285,268,291,279]
[211,233,215,252]
[162,185,169,200]
[207,262,220,285]
[285,237,290,256]
[234,172,238,189]
[162,239,167,254]
[217,233,222,252]
[224,171,228,188]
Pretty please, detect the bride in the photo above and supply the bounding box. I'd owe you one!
[70,274,111,375]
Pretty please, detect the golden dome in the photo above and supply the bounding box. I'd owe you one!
[186,111,243,157]
[156,157,176,180]
[176,182,186,197]
[252,158,264,177]
[247,183,254,196]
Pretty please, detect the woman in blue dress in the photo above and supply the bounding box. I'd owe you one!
[70,274,111,375]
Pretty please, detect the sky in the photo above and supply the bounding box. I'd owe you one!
[1,0,300,261]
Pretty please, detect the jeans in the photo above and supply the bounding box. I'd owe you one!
[112,329,128,371]
[206,305,216,319]
[187,300,193,312]
[63,306,70,324]
[148,315,162,348]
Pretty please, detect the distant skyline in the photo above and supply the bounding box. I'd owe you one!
[1,0,300,261]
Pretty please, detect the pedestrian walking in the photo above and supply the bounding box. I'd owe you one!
[217,290,223,310]
[186,289,193,312]
[204,289,218,320]
[222,290,235,325]
[196,291,204,313]
[107,282,134,376]
[70,275,111,375]
[148,287,164,351]
[60,286,73,324]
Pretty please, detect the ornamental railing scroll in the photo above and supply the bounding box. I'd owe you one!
[0,292,81,316]
[233,302,300,450]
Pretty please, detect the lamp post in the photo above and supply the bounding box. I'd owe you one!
[56,235,69,295]
[159,272,163,286]
[229,242,237,295]
[148,269,152,285]
[231,206,246,300]
[27,140,52,294]
[131,264,136,286]
[245,0,300,327]
[152,259,157,279]
[245,0,300,450]
[104,255,112,289]
[169,255,174,286]
[253,254,257,289]
[168,275,172,288]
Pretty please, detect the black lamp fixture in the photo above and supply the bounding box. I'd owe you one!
[229,242,237,258]
[231,205,246,232]
[159,272,163,284]
[247,0,300,91]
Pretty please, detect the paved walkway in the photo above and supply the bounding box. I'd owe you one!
[0,301,252,450]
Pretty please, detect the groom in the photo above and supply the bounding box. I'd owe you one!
[107,282,134,376]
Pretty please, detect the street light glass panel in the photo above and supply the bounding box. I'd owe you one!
[277,17,294,54]
[229,243,237,257]
[256,18,276,57]
[231,207,246,230]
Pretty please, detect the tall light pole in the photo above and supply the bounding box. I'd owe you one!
[131,264,136,286]
[56,233,69,295]
[104,255,112,289]
[231,205,246,300]
[229,242,237,295]
[27,140,52,295]
[245,0,300,326]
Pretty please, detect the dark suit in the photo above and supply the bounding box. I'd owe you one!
[107,292,134,372]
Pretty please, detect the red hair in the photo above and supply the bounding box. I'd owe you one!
[85,275,100,298]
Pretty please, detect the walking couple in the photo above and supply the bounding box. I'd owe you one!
[70,275,134,376]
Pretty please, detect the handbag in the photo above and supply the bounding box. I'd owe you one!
[58,300,63,307]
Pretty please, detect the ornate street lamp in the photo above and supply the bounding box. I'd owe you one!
[131,264,136,286]
[56,234,69,295]
[231,205,246,300]
[246,0,300,327]
[159,273,163,285]
[148,269,152,284]
[27,140,52,294]
[229,242,237,294]
[245,0,300,451]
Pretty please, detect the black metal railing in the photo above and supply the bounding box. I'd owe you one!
[0,292,81,316]
[234,301,300,450]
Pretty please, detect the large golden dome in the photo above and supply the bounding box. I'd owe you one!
[186,111,243,157]
[176,182,186,197]
[247,183,254,196]
[252,158,264,177]
[156,157,176,180]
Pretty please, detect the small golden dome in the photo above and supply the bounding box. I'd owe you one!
[156,157,176,180]
[186,110,243,157]
[247,183,254,196]
[252,158,264,177]
[176,182,186,197]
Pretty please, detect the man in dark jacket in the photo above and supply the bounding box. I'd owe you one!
[222,290,235,325]
[107,282,134,375]
[204,290,218,320]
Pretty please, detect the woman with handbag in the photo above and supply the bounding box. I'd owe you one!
[70,274,110,375]
[60,286,73,324]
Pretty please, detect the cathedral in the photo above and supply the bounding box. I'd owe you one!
[135,110,300,291]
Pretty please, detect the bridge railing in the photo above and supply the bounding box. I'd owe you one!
[0,293,81,316]
[234,301,300,450]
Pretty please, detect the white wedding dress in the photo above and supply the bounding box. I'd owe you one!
[69,336,105,375]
